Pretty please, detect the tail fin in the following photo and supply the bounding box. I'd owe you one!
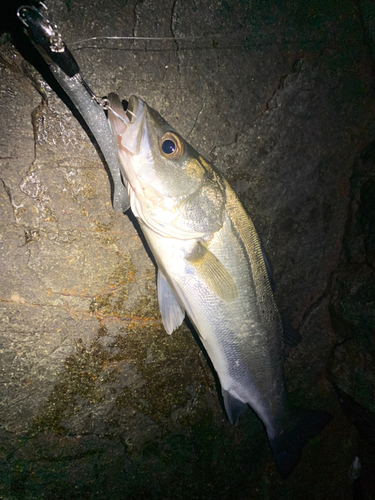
[268,408,332,477]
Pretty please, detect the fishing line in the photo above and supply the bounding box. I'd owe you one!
[70,34,216,44]
[68,30,254,51]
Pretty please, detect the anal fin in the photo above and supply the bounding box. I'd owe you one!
[222,389,248,425]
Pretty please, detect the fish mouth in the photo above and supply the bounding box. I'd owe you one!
[107,93,140,132]
[126,95,140,123]
[107,93,146,156]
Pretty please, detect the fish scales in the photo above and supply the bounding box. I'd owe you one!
[140,177,286,434]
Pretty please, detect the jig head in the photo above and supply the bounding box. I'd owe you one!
[17,3,80,78]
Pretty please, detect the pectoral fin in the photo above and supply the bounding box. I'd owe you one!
[157,269,185,334]
[186,242,238,302]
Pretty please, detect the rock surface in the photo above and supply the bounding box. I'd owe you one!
[0,0,374,498]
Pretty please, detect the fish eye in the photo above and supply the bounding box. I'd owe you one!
[160,132,184,160]
[162,139,176,155]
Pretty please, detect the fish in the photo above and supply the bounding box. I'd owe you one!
[107,93,332,476]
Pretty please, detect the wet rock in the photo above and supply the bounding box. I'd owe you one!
[330,142,375,414]
[330,141,375,500]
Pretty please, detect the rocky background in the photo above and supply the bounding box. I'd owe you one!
[0,0,374,498]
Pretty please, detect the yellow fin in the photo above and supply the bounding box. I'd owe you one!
[186,242,238,302]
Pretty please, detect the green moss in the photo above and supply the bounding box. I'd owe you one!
[108,254,136,286]
[81,185,98,199]
[97,326,108,337]
[24,228,40,244]
[41,205,58,223]
[96,233,120,245]
[89,254,137,316]
[31,278,206,433]
[131,290,160,319]
[93,220,114,232]
[31,342,109,435]
[78,171,99,199]
[115,322,200,421]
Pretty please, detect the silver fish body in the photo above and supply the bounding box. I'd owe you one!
[108,94,331,476]
[139,177,286,435]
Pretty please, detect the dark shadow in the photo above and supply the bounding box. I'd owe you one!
[184,315,227,419]
[125,210,157,270]
[0,0,36,38]
[334,385,375,500]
